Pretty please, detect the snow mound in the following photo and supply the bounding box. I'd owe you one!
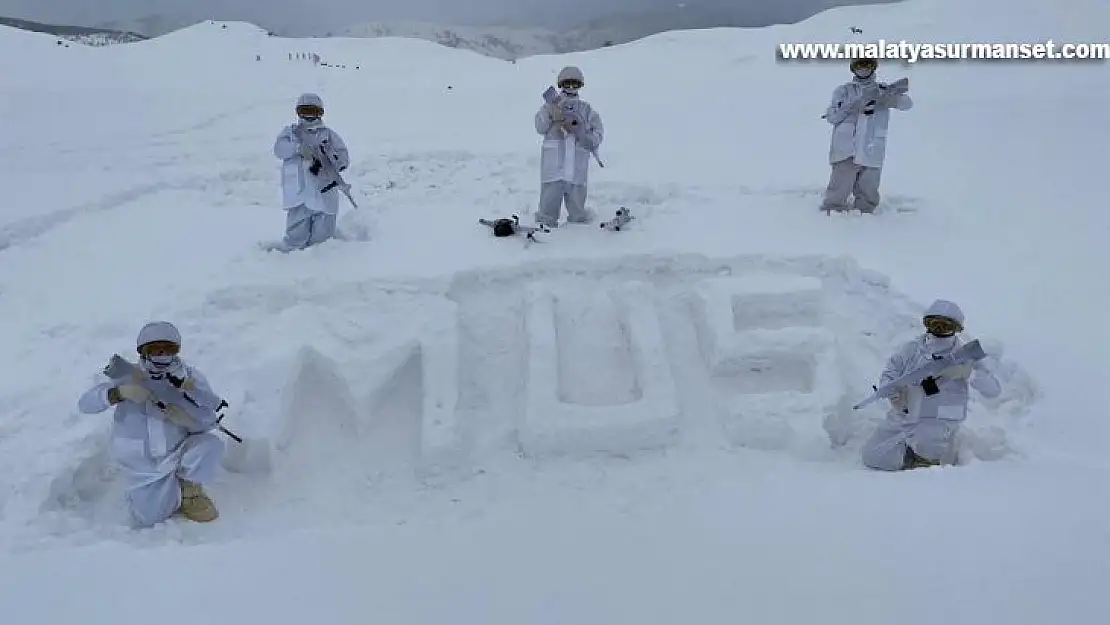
[7,254,1038,551]
[143,20,271,45]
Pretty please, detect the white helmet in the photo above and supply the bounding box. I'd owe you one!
[922,300,965,336]
[557,66,585,87]
[136,321,181,351]
[296,92,324,122]
[135,321,184,378]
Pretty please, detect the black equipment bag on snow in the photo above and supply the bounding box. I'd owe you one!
[492,218,516,237]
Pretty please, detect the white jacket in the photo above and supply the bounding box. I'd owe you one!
[824,77,912,168]
[273,122,350,214]
[77,364,224,468]
[534,96,603,186]
[878,334,1001,423]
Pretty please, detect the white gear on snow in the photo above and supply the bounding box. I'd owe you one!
[534,67,603,227]
[861,299,1002,470]
[600,207,633,231]
[823,71,912,169]
[78,325,226,527]
[136,321,185,378]
[924,298,965,326]
[273,93,351,249]
[296,92,323,111]
[537,181,593,226]
[535,66,602,186]
[557,66,585,89]
[136,321,181,349]
[822,158,882,212]
[275,93,350,216]
[820,62,912,212]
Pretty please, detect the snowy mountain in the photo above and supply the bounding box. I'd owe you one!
[0,0,1107,623]
[329,5,874,61]
[83,3,902,59]
[332,20,569,60]
[0,15,144,45]
[330,4,893,61]
[561,2,884,52]
[92,13,218,39]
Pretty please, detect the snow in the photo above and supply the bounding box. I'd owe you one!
[523,280,682,456]
[0,0,1106,622]
[688,275,844,454]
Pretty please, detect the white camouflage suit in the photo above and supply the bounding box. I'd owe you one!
[821,60,912,213]
[77,322,226,527]
[273,92,351,250]
[861,300,1002,470]
[534,66,604,227]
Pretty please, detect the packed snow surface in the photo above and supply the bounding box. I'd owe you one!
[0,1,1107,623]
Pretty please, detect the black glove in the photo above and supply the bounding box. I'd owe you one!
[309,159,322,175]
[921,376,940,396]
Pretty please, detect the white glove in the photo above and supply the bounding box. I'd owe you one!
[889,388,908,412]
[116,384,150,404]
[940,363,973,380]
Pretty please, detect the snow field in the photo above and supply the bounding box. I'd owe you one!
[0,243,1052,557]
[7,456,1109,625]
[1,251,1044,552]
[0,1,1106,620]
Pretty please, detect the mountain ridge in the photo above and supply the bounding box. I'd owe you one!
[3,3,897,58]
[0,15,145,46]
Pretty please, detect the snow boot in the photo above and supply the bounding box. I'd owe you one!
[902,447,940,470]
[178,479,219,522]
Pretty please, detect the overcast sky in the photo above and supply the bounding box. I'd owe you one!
[0,0,873,31]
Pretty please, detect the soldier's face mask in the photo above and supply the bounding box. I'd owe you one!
[923,315,961,337]
[138,341,182,376]
[852,64,875,79]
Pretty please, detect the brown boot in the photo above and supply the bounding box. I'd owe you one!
[903,447,940,470]
[178,479,219,522]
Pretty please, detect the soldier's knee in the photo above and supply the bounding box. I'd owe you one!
[862,442,905,471]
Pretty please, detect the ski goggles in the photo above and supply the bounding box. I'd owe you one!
[923,315,962,336]
[296,105,323,118]
[558,79,583,90]
[139,340,180,357]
